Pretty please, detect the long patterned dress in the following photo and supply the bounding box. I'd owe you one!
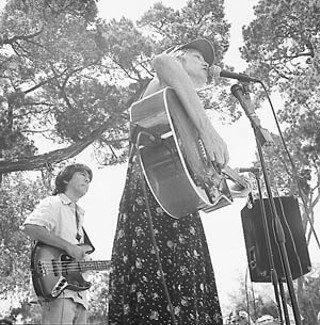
[108,148,223,325]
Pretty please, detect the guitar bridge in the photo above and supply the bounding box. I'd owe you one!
[52,277,68,298]
[37,261,48,276]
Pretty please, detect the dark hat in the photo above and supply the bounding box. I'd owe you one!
[166,38,215,66]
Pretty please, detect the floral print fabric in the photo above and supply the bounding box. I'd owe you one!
[108,153,223,325]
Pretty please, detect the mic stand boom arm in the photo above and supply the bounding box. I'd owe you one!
[231,82,302,325]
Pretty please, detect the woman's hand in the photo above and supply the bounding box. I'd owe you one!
[200,125,229,168]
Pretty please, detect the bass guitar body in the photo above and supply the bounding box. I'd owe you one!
[31,242,110,300]
[130,87,238,219]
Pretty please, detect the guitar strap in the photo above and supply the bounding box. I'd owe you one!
[129,79,152,155]
[75,204,95,253]
[82,227,95,254]
[125,83,177,324]
[136,149,177,325]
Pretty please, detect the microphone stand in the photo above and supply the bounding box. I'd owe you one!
[231,82,302,325]
[250,168,288,325]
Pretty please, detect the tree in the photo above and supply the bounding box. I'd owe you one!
[0,0,132,176]
[240,0,320,189]
[0,171,49,318]
[0,0,239,177]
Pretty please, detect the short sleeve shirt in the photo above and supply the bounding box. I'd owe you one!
[23,193,88,308]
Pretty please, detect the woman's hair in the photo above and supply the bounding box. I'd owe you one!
[53,163,93,195]
[169,48,190,61]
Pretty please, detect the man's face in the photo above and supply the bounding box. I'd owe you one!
[181,49,209,87]
[66,170,91,198]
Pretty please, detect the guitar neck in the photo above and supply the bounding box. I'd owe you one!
[78,260,111,273]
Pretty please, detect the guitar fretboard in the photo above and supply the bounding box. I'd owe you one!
[79,260,111,272]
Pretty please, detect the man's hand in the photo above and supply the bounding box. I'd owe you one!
[21,224,93,260]
[65,243,89,260]
[229,176,253,198]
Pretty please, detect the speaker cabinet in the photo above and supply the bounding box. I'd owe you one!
[241,196,311,282]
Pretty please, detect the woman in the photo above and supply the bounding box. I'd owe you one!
[108,39,228,325]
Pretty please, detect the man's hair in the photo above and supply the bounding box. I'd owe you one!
[53,163,93,195]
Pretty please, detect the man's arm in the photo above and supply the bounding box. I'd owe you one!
[22,224,89,260]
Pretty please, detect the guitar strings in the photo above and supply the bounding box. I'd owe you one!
[35,261,111,275]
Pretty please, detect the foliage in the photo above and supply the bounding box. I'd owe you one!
[0,171,49,318]
[138,0,241,120]
[0,0,238,173]
[0,0,130,169]
[240,0,320,166]
[87,272,110,323]
[227,266,320,325]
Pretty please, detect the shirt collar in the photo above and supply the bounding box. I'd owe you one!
[58,193,73,205]
[58,193,85,215]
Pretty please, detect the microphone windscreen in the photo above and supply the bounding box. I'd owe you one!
[210,65,222,79]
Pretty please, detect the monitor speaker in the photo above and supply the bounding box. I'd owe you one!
[241,196,311,282]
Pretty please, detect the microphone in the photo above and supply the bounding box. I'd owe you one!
[210,65,260,83]
[230,84,256,116]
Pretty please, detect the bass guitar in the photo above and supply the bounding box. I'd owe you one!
[130,87,248,219]
[31,242,111,301]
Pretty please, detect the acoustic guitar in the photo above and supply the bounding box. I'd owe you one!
[130,87,248,219]
[31,242,111,300]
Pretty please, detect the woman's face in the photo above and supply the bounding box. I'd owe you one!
[181,49,209,88]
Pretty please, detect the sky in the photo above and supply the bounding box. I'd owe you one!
[2,0,319,315]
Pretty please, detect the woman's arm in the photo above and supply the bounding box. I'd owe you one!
[152,53,229,166]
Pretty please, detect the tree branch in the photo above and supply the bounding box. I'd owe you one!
[0,122,110,173]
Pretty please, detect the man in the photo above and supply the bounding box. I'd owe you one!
[108,39,230,324]
[21,163,94,324]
